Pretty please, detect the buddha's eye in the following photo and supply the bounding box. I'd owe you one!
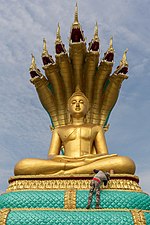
[72,100,77,104]
[79,100,84,104]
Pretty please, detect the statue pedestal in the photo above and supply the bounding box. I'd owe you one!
[0,174,150,224]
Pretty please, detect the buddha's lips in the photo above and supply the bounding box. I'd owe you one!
[75,107,81,111]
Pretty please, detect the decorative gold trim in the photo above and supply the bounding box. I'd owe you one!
[8,174,140,182]
[0,208,11,225]
[131,209,146,225]
[4,208,150,213]
[7,174,142,192]
[64,189,76,209]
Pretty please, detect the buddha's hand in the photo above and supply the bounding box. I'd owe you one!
[48,154,56,160]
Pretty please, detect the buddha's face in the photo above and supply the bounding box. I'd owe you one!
[68,95,88,118]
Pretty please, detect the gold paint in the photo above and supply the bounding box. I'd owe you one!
[14,89,135,176]
[64,189,76,209]
[15,6,136,179]
[121,49,128,66]
[84,52,99,123]
[42,39,54,63]
[114,49,128,76]
[29,54,42,77]
[69,42,86,91]
[91,61,113,124]
[84,23,100,123]
[91,38,114,124]
[55,25,73,105]
[74,2,79,26]
[3,208,149,213]
[42,38,49,57]
[99,50,128,126]
[93,22,99,42]
[88,22,100,52]
[7,174,141,192]
[131,209,146,225]
[43,63,67,126]
[69,4,86,90]
[69,3,84,41]
[29,55,59,127]
[30,76,59,127]
[55,24,66,54]
[99,73,128,127]
[55,23,61,44]
[55,53,73,103]
[108,36,114,53]
[0,208,10,225]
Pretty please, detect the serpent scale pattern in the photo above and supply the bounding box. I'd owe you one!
[6,210,134,225]
[76,190,150,209]
[0,190,150,210]
[144,212,150,224]
[0,191,64,209]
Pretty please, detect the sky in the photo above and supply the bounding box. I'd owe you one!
[0,0,150,194]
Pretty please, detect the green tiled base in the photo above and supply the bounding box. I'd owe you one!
[6,210,135,225]
[0,190,150,210]
[1,186,150,224]
[145,212,150,224]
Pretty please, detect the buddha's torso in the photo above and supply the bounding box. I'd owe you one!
[57,124,100,157]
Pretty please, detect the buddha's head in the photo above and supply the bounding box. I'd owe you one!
[68,87,89,119]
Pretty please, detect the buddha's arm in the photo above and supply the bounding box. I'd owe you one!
[48,129,62,158]
[94,126,108,155]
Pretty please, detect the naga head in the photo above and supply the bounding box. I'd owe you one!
[103,37,114,63]
[29,54,42,78]
[55,23,66,55]
[42,39,54,65]
[88,22,100,52]
[115,49,128,76]
[70,3,85,43]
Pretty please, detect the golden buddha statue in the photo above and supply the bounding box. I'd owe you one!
[14,4,136,176]
[14,88,135,176]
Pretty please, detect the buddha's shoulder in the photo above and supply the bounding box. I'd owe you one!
[85,123,103,130]
[54,124,103,132]
[54,125,75,133]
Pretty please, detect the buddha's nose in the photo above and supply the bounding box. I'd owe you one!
[76,102,80,107]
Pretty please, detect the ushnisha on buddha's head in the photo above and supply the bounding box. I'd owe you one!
[68,87,89,119]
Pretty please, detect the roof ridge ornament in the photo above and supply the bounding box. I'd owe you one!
[42,38,49,57]
[94,21,99,42]
[88,22,100,51]
[55,23,66,54]
[29,54,43,78]
[108,37,114,52]
[42,39,54,65]
[29,54,37,71]
[74,2,79,25]
[56,23,61,43]
[120,48,128,66]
